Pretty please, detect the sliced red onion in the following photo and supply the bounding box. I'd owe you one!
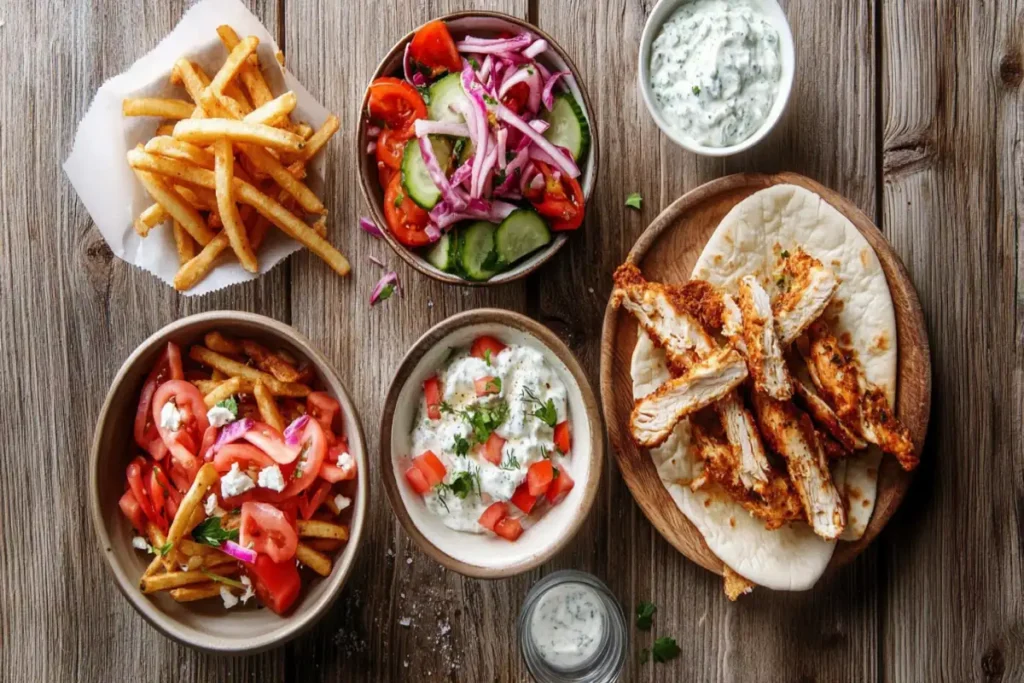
[418,136,465,210]
[212,418,254,453]
[529,144,576,173]
[359,216,382,238]
[366,141,377,154]
[367,125,381,137]
[414,119,471,138]
[221,540,256,564]
[523,39,548,59]
[496,128,508,170]
[536,61,552,81]
[370,271,400,306]
[456,33,533,53]
[478,146,499,197]
[283,415,309,446]
[519,161,539,194]
[403,43,427,86]
[425,224,442,242]
[498,65,542,112]
[542,71,571,110]
[450,158,473,188]
[514,118,551,153]
[429,198,517,230]
[479,55,493,82]
[467,91,491,197]
[497,104,579,178]
[492,51,531,66]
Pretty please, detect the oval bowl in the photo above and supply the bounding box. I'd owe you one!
[357,11,599,286]
[89,312,369,654]
[380,309,603,578]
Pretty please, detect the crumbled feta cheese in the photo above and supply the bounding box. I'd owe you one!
[132,536,150,551]
[204,493,225,517]
[334,494,351,511]
[239,575,255,604]
[206,405,236,427]
[220,462,255,498]
[257,465,286,492]
[337,451,355,475]
[159,401,182,431]
[220,587,239,609]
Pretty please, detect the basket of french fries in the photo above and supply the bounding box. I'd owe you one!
[89,312,367,653]
[65,0,348,294]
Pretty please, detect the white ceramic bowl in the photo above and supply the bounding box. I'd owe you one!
[379,310,603,578]
[637,0,795,157]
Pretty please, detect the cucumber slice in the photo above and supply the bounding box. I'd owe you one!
[541,93,590,161]
[427,73,468,123]
[494,209,552,266]
[425,232,458,272]
[458,221,501,281]
[454,137,474,166]
[401,136,453,209]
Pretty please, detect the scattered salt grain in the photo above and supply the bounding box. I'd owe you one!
[399,617,412,627]
[406,557,413,565]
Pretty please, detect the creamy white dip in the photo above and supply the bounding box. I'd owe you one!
[409,343,570,533]
[649,0,781,147]
[529,582,607,670]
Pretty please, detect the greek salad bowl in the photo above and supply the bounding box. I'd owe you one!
[380,309,603,578]
[89,312,368,654]
[357,11,599,286]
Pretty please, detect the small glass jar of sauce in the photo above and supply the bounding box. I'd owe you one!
[517,570,628,682]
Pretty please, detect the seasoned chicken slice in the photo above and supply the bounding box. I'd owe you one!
[772,249,838,346]
[789,356,866,451]
[816,427,851,460]
[613,264,715,372]
[630,347,748,447]
[737,275,793,399]
[670,279,743,338]
[751,391,846,540]
[861,386,919,470]
[714,393,773,493]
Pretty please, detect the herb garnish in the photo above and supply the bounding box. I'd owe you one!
[202,569,246,590]
[416,85,432,105]
[651,637,681,663]
[453,434,471,458]
[448,470,477,500]
[692,85,701,95]
[191,516,239,547]
[485,376,502,393]
[625,192,642,210]
[394,193,405,208]
[483,93,497,106]
[453,138,467,162]
[469,57,480,70]
[636,601,656,630]
[378,283,396,302]
[215,396,238,418]
[462,402,509,444]
[522,387,557,428]
[499,453,521,471]
[157,541,173,557]
[483,349,492,366]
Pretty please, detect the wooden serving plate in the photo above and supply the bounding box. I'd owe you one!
[599,172,931,578]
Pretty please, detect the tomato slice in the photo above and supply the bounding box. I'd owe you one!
[376,127,410,171]
[213,443,276,474]
[528,161,585,230]
[480,432,505,465]
[243,422,299,465]
[241,502,299,563]
[510,482,538,514]
[262,418,328,501]
[470,336,507,360]
[405,466,431,495]
[152,380,210,478]
[119,489,147,533]
[478,501,508,531]
[413,451,446,487]
[494,516,524,541]
[245,553,302,615]
[299,480,333,520]
[526,460,555,497]
[554,421,571,454]
[501,81,531,115]
[408,20,462,76]
[149,468,167,527]
[134,342,184,460]
[474,376,501,397]
[307,392,342,435]
[199,425,218,462]
[383,172,432,247]
[545,468,575,505]
[423,376,443,420]
[366,77,427,132]
[127,457,164,532]
[320,444,356,483]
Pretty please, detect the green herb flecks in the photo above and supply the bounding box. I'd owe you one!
[191,516,239,548]
[499,453,521,471]
[485,376,502,394]
[692,85,701,95]
[522,387,557,428]
[625,192,642,210]
[483,349,492,366]
[378,283,396,302]
[453,434,471,458]
[215,396,239,418]
[202,569,246,590]
[652,637,680,663]
[636,601,656,630]
[417,85,432,105]
[157,541,173,557]
[394,193,405,208]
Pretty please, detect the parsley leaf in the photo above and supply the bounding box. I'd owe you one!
[191,516,239,548]
[453,434,471,458]
[652,637,681,663]
[157,541,173,557]
[636,601,656,630]
[453,138,467,163]
[462,402,509,444]
[448,471,476,499]
[522,387,557,428]
[215,397,238,418]
[378,283,396,302]
[483,349,492,366]
[625,192,643,210]
[439,400,454,415]
[692,85,701,95]
[469,57,480,70]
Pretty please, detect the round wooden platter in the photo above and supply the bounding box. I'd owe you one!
[599,172,932,578]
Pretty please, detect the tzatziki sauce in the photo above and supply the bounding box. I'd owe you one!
[528,582,608,671]
[649,0,782,147]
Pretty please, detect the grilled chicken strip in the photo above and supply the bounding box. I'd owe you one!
[772,249,838,346]
[789,356,866,451]
[861,386,919,470]
[737,275,793,399]
[630,347,748,447]
[613,264,715,372]
[670,279,743,338]
[715,393,773,493]
[751,391,846,540]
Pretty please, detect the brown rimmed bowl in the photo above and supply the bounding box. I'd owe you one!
[357,11,599,286]
[89,312,369,653]
[379,309,603,578]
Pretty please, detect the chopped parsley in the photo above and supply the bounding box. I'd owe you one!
[416,85,432,105]
[469,57,480,70]
[462,402,509,444]
[780,249,790,258]
[453,434,471,458]
[434,485,450,513]
[156,541,173,557]
[625,192,643,210]
[378,283,396,302]
[485,376,502,393]
[214,397,238,418]
[191,516,239,548]
[636,601,656,630]
[393,193,405,208]
[439,400,454,415]
[652,637,681,663]
[452,138,467,163]
[483,93,497,106]
[483,349,492,366]
[522,387,557,428]
[447,470,478,500]
[692,85,701,95]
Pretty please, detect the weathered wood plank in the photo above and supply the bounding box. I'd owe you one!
[880,1,1024,681]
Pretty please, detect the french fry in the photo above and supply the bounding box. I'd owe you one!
[211,369,228,381]
[298,114,340,162]
[144,135,215,169]
[202,552,237,569]
[312,216,327,238]
[245,91,298,127]
[178,538,215,557]
[170,582,224,603]
[295,543,332,577]
[293,122,314,140]
[155,122,177,136]
[213,139,258,273]
[205,331,242,355]
[241,339,301,383]
[173,118,305,153]
[207,35,258,96]
[141,567,238,594]
[190,345,310,397]
[238,143,325,214]
[162,464,219,570]
[216,25,274,107]
[174,232,228,291]
[123,97,195,119]
[134,203,168,237]
[176,185,219,212]
[192,379,221,394]
[248,213,272,251]
[253,382,285,432]
[305,538,344,553]
[275,50,285,67]
[203,376,255,407]
[143,554,165,578]
[130,168,215,245]
[297,519,349,541]
[172,221,197,264]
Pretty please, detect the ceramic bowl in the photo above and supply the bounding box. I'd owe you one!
[357,11,599,286]
[379,309,603,577]
[89,312,368,653]
[637,0,795,156]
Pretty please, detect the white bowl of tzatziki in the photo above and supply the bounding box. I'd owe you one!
[639,0,795,155]
[380,309,603,578]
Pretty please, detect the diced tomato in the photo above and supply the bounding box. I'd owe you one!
[299,480,332,520]
[407,20,462,77]
[320,445,356,483]
[213,443,276,474]
[383,171,432,246]
[494,516,524,541]
[366,77,427,133]
[526,460,555,497]
[554,421,571,454]
[500,81,531,115]
[245,553,302,615]
[240,501,299,563]
[545,468,575,505]
[152,464,181,508]
[134,343,184,460]
[405,466,431,495]
[510,482,538,514]
[119,490,146,533]
[260,418,328,501]
[474,376,501,396]
[478,501,508,531]
[243,421,299,465]
[307,392,341,434]
[413,450,446,487]
[470,336,507,360]
[526,161,585,231]
[423,376,443,420]
[480,432,505,465]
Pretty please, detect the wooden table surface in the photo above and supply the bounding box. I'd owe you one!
[1,0,1021,681]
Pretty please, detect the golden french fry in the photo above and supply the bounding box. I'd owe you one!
[241,339,301,382]
[162,464,219,570]
[178,538,216,557]
[253,382,285,432]
[143,554,165,578]
[134,203,168,237]
[155,122,177,136]
[205,331,242,355]
[123,97,195,119]
[190,345,310,397]
[213,139,258,273]
[238,143,324,214]
[305,537,344,553]
[245,91,297,127]
[293,123,314,140]
[295,543,333,577]
[286,161,307,180]
[130,168,214,245]
[141,567,238,594]
[296,519,349,541]
[216,25,274,107]
[144,136,215,169]
[170,582,224,603]
[192,379,221,394]
[298,115,340,162]
[249,213,271,251]
[211,369,228,381]
[145,522,168,550]
[207,35,258,96]
[175,232,228,291]
[202,552,237,569]
[172,221,197,264]
[203,376,255,407]
[312,216,327,238]
[176,185,219,211]
[173,118,304,153]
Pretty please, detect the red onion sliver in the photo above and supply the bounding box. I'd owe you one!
[418,136,465,210]
[283,415,309,446]
[497,104,579,178]
[496,128,508,170]
[523,39,548,59]
[479,55,493,81]
[414,119,472,138]
[542,70,571,110]
[359,216,382,238]
[367,125,381,137]
[221,540,257,564]
[366,141,377,154]
[212,418,254,454]
[370,271,400,306]
[450,158,473,189]
[425,224,442,242]
[456,34,533,53]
